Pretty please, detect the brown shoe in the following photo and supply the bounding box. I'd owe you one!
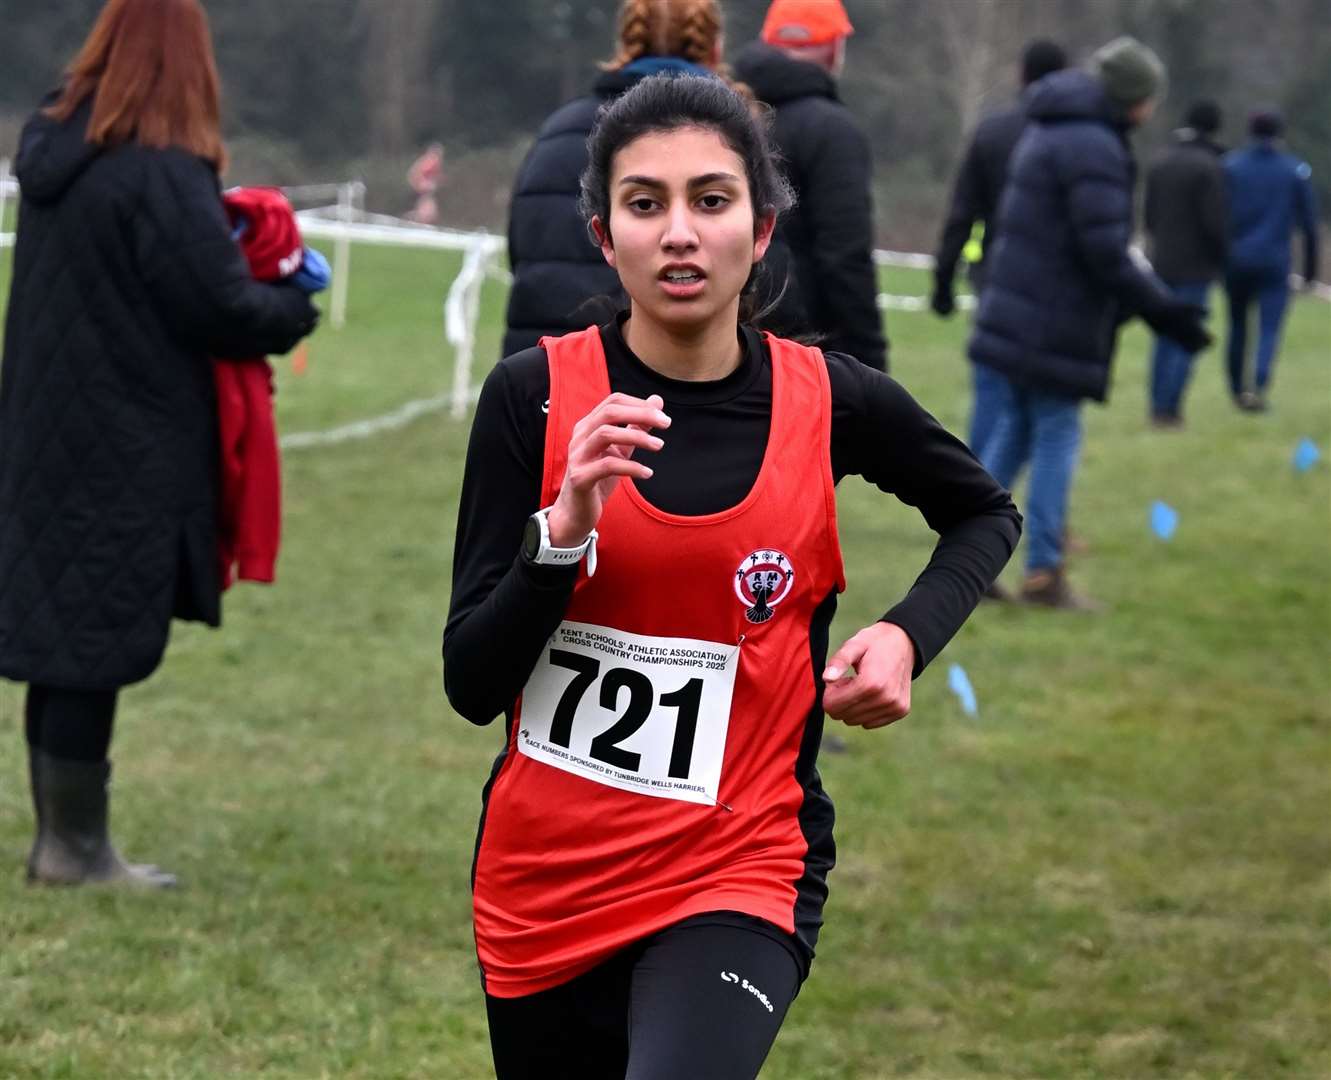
[1149,412,1184,431]
[1020,567,1100,611]
[1063,528,1091,557]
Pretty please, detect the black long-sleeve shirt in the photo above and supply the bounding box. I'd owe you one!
[444,317,1021,726]
[935,103,1028,291]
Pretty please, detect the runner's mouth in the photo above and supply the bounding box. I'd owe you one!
[659,264,706,285]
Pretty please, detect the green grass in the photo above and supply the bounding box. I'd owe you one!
[1,235,1329,1079]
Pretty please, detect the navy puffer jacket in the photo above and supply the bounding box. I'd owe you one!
[968,70,1173,401]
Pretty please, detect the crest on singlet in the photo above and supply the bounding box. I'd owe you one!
[734,549,796,625]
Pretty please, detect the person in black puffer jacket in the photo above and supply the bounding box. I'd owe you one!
[967,37,1211,610]
[1143,101,1228,425]
[932,39,1067,318]
[0,0,318,888]
[733,0,887,371]
[502,0,727,359]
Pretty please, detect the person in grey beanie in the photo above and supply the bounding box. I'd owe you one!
[966,36,1210,609]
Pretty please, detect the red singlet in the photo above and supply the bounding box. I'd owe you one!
[472,326,845,997]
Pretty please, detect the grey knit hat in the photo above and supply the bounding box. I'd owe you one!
[1091,36,1166,107]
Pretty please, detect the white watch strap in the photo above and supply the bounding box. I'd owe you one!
[533,508,598,576]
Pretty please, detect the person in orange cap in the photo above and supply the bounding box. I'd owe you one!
[734,0,888,372]
[761,0,854,69]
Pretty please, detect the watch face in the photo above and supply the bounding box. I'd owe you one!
[522,514,542,561]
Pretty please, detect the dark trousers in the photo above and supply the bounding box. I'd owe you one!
[1149,280,1210,417]
[25,684,118,761]
[1225,268,1290,395]
[486,916,802,1080]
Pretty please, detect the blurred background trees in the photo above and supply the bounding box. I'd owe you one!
[2,0,1326,248]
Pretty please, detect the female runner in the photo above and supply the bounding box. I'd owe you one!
[444,74,1021,1080]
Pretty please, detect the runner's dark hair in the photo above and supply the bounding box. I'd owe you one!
[579,73,796,326]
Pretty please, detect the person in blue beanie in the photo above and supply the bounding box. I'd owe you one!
[1223,109,1320,412]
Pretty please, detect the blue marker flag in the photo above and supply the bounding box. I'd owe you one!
[1293,438,1320,472]
[947,663,978,717]
[1150,500,1178,541]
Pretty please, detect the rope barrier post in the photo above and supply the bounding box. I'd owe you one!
[330,182,354,329]
[446,234,496,419]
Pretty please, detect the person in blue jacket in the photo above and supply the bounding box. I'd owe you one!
[1223,110,1320,411]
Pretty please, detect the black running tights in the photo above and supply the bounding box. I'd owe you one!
[485,916,802,1080]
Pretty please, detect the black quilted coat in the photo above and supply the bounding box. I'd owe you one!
[0,101,317,690]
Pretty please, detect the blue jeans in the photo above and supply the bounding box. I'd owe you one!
[1225,269,1290,395]
[974,365,1083,573]
[968,362,1001,458]
[1149,281,1210,417]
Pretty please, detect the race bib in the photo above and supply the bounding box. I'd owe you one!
[518,621,740,805]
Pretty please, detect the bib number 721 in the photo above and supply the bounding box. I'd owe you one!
[548,650,702,777]
[517,622,739,805]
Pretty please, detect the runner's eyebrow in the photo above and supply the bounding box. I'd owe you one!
[617,172,743,189]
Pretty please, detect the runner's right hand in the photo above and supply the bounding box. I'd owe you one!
[547,393,670,546]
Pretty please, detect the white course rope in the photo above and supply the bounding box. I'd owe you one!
[279,386,483,451]
[3,169,1327,448]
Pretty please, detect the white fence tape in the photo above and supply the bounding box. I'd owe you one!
[3,168,1328,444]
[880,293,976,312]
[279,387,482,451]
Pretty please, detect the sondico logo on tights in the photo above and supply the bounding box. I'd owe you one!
[720,971,774,1013]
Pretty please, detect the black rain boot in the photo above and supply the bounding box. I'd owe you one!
[26,749,178,888]
[25,746,45,882]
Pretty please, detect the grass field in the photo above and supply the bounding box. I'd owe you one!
[0,235,1328,1080]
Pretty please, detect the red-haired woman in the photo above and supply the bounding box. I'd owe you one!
[0,0,319,887]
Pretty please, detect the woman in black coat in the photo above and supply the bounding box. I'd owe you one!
[0,0,318,887]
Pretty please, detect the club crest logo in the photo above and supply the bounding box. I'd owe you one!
[734,549,795,624]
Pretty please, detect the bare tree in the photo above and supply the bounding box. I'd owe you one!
[360,0,435,156]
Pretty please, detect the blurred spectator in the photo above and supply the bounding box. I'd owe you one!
[1143,101,1228,428]
[1223,109,1320,411]
[932,37,1067,454]
[733,0,887,371]
[967,37,1210,609]
[933,39,1067,317]
[502,0,726,358]
[0,0,319,888]
[407,142,445,225]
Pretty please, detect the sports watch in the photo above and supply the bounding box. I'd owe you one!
[521,507,598,575]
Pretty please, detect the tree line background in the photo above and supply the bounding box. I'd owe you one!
[3,0,1328,250]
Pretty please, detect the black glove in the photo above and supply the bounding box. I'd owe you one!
[930,276,956,318]
[1149,300,1211,353]
[275,286,321,353]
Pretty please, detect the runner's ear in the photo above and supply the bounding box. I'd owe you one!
[752,211,776,263]
[589,216,616,267]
